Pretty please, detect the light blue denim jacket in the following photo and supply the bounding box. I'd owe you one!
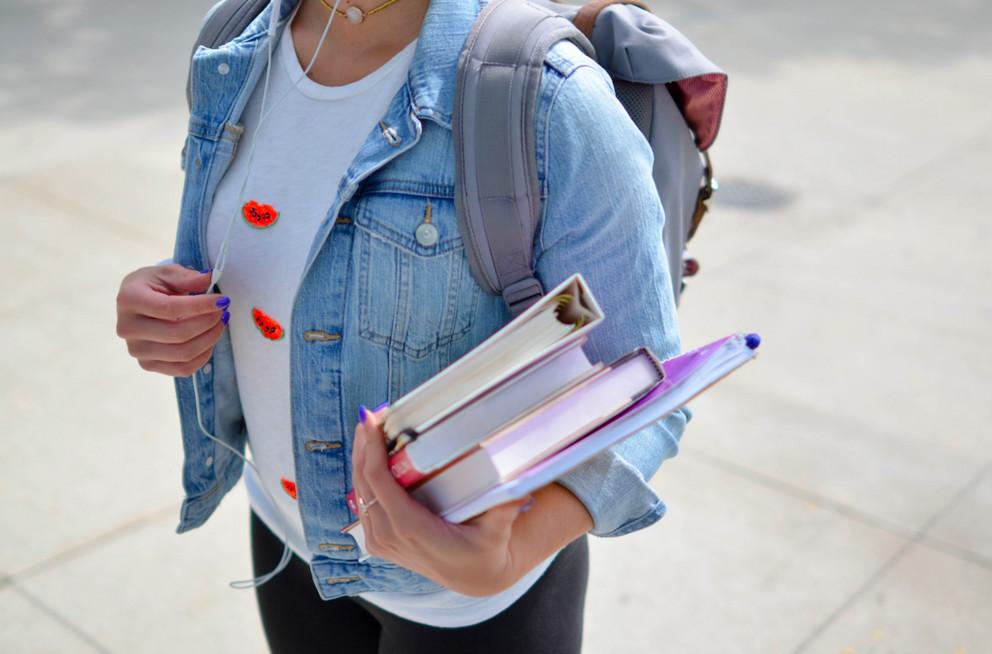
[174,0,689,600]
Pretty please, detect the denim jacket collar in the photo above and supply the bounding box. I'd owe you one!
[406,0,482,128]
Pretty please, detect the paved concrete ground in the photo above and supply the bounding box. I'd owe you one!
[2,0,990,652]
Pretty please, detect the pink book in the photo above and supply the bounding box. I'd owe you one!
[387,343,599,486]
[409,348,664,513]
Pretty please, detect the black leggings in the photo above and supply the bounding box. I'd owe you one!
[250,512,589,654]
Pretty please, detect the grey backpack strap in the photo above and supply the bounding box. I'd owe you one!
[186,0,269,110]
[454,0,595,317]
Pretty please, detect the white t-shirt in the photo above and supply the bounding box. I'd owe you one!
[206,23,555,628]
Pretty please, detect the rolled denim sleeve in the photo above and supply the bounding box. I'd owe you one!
[535,57,690,537]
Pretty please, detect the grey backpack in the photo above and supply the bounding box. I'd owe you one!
[187,0,727,314]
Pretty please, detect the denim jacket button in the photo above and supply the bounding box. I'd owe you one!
[217,62,230,75]
[325,576,360,585]
[379,121,401,146]
[304,439,342,452]
[415,222,439,247]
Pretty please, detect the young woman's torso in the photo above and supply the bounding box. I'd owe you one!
[204,19,554,626]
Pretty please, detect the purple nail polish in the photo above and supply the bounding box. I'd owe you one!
[221,310,230,325]
[374,401,390,412]
[358,404,368,424]
[215,296,230,309]
[518,497,536,514]
[200,267,212,274]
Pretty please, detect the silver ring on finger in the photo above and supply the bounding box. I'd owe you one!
[358,495,379,517]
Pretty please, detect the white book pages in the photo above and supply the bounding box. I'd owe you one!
[404,345,598,474]
[486,352,661,474]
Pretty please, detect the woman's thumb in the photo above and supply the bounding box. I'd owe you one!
[158,264,213,295]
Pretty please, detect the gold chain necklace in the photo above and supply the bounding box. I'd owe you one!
[319,0,404,24]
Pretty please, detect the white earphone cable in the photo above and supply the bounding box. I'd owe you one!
[196,0,344,589]
[192,369,293,589]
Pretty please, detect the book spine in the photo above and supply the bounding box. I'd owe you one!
[344,451,426,516]
[388,448,429,487]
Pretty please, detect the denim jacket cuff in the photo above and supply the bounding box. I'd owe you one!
[555,447,667,537]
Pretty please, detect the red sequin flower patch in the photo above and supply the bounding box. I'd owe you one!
[242,200,279,228]
[252,307,284,340]
[280,477,298,500]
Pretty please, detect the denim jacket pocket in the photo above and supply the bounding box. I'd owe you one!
[354,191,480,361]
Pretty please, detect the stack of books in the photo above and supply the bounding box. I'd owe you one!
[343,274,759,547]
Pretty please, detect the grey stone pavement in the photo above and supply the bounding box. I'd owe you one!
[2,0,990,652]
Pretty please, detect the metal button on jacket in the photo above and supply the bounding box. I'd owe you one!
[379,121,401,146]
[415,203,439,247]
[415,222,439,247]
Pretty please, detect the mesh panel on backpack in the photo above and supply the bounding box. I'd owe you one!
[612,79,654,138]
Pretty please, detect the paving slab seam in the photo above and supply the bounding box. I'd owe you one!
[700,378,991,479]
[687,449,916,538]
[917,534,992,572]
[853,121,992,215]
[10,582,114,654]
[7,178,169,250]
[11,503,179,583]
[844,120,990,220]
[707,122,992,276]
[788,461,992,654]
[687,449,992,572]
[699,258,992,346]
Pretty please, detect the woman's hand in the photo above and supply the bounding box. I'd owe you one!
[351,406,534,596]
[116,264,230,377]
[351,406,594,596]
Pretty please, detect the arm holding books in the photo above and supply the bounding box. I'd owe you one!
[532,56,689,537]
[345,51,692,591]
[352,406,593,596]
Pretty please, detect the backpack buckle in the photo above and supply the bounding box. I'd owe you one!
[688,152,716,241]
[502,277,545,317]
